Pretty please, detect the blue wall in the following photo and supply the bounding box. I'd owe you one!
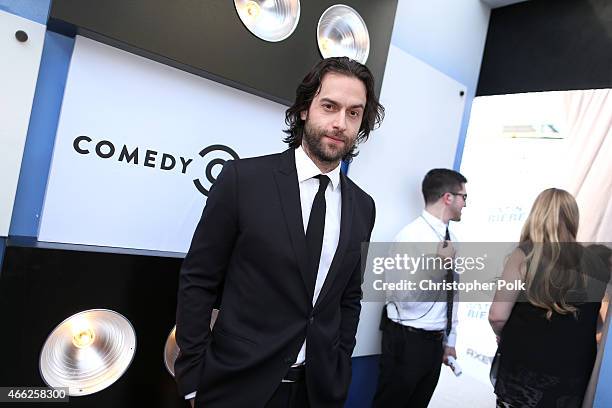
[345,355,380,407]
[595,335,612,407]
[0,0,50,24]
[1,0,71,239]
[9,30,74,238]
[0,237,5,269]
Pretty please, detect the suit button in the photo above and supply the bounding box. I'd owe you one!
[284,357,293,364]
[309,316,314,324]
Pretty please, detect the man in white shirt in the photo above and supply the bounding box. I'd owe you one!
[373,168,467,408]
[175,57,383,408]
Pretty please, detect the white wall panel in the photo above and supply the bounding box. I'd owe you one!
[39,36,286,252]
[0,11,45,236]
[349,45,466,356]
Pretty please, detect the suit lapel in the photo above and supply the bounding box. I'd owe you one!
[314,172,354,310]
[273,149,314,301]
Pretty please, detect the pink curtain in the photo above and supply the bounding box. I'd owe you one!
[564,89,612,407]
[562,89,612,242]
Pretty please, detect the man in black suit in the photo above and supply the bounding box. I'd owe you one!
[175,57,385,407]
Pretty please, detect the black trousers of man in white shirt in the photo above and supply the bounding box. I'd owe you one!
[373,310,445,408]
[373,169,466,407]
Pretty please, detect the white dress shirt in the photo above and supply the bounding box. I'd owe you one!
[293,145,342,365]
[186,147,341,399]
[386,209,459,347]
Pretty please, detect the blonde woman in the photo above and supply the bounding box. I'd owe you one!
[489,188,610,408]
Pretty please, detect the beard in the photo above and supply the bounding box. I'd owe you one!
[302,121,355,164]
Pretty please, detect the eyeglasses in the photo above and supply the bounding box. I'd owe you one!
[448,192,467,201]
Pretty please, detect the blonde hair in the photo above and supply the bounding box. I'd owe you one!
[520,188,581,319]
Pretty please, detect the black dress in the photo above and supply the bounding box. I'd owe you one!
[494,243,610,408]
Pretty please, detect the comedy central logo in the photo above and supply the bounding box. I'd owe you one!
[72,136,239,197]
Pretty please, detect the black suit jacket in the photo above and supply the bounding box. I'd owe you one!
[175,148,376,407]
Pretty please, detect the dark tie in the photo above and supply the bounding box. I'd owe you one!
[445,227,454,336]
[305,175,330,293]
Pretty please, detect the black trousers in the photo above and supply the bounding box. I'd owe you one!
[265,381,310,408]
[372,317,444,408]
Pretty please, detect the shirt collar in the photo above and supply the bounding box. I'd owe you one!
[294,146,341,191]
[421,209,448,234]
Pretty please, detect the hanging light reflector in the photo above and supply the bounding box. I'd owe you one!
[164,326,179,378]
[164,309,219,377]
[234,0,301,42]
[39,309,136,396]
[317,4,370,64]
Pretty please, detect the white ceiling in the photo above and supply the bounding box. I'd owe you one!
[481,0,529,9]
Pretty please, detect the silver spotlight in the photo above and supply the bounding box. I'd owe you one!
[317,4,370,64]
[164,326,179,378]
[164,309,219,377]
[39,309,136,396]
[234,0,300,42]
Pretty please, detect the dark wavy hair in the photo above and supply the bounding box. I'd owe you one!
[283,57,385,163]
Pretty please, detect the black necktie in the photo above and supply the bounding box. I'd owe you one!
[445,227,454,336]
[305,175,330,293]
